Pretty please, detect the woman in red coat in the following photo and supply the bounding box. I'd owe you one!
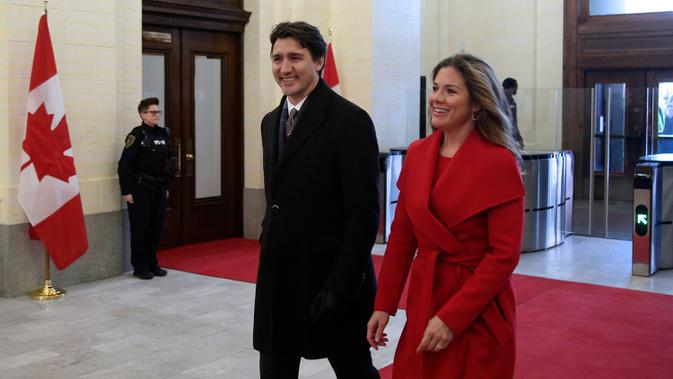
[367,54,525,378]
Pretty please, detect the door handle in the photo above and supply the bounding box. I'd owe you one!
[185,138,194,177]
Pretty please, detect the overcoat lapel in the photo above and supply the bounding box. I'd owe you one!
[404,130,524,254]
[432,130,524,228]
[276,80,330,171]
[404,131,464,254]
[266,102,282,191]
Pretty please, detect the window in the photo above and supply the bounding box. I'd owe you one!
[590,0,673,16]
[658,82,673,153]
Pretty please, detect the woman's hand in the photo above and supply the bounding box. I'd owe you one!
[416,316,454,353]
[123,194,134,204]
[366,311,390,350]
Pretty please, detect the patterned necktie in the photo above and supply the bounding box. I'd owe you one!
[285,108,298,138]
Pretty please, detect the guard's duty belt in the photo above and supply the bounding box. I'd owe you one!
[134,173,167,191]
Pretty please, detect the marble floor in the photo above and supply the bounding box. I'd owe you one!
[1,235,672,378]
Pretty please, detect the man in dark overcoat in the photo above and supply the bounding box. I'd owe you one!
[254,21,381,379]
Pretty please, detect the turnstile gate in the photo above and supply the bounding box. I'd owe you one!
[633,154,673,277]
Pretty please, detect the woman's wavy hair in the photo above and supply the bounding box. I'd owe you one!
[431,54,522,162]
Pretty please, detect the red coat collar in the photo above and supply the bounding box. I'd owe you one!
[401,130,524,252]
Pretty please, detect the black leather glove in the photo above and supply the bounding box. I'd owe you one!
[309,288,348,325]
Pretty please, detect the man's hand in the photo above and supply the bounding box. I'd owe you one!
[366,311,390,350]
[309,288,347,325]
[123,194,134,204]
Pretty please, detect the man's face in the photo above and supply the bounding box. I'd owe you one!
[271,37,324,104]
[140,104,161,127]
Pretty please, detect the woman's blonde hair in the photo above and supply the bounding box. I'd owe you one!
[431,54,522,162]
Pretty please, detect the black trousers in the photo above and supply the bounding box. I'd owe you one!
[127,185,166,272]
[259,346,380,379]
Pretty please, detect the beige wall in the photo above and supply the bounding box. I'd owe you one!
[0,1,141,225]
[421,0,564,150]
[242,0,562,190]
[372,0,421,150]
[243,0,420,190]
[0,2,9,223]
[243,0,362,190]
[0,1,563,216]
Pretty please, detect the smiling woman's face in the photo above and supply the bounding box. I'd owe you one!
[429,66,478,132]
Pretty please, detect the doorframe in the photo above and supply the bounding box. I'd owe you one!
[143,1,251,33]
[142,1,250,246]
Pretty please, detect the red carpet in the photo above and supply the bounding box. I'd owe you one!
[159,238,261,283]
[159,239,673,379]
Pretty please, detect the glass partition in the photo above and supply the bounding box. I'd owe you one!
[515,88,563,151]
[514,86,661,240]
[415,83,672,241]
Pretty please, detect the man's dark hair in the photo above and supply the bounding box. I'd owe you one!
[502,78,518,89]
[270,21,327,66]
[138,97,159,114]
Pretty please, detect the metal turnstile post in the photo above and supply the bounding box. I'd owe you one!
[657,167,673,269]
[632,163,660,276]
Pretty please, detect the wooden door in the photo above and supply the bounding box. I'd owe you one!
[142,28,243,247]
[180,30,242,243]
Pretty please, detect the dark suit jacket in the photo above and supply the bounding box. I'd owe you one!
[253,79,380,358]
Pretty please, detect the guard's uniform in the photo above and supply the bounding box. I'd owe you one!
[507,97,524,149]
[117,122,175,274]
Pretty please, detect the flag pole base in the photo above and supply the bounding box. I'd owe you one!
[29,280,65,300]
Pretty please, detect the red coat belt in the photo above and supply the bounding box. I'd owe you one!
[415,248,512,346]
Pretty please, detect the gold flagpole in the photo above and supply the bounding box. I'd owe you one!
[30,250,66,300]
[328,26,333,43]
[29,0,65,300]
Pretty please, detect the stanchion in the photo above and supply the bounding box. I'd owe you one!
[29,251,65,300]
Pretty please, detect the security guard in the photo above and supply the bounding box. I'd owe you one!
[118,97,175,280]
[502,77,524,149]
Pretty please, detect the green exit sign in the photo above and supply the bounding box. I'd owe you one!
[635,205,649,236]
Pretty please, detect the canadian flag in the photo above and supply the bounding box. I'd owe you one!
[323,42,341,94]
[18,14,88,270]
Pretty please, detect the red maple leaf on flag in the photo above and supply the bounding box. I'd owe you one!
[22,103,76,182]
